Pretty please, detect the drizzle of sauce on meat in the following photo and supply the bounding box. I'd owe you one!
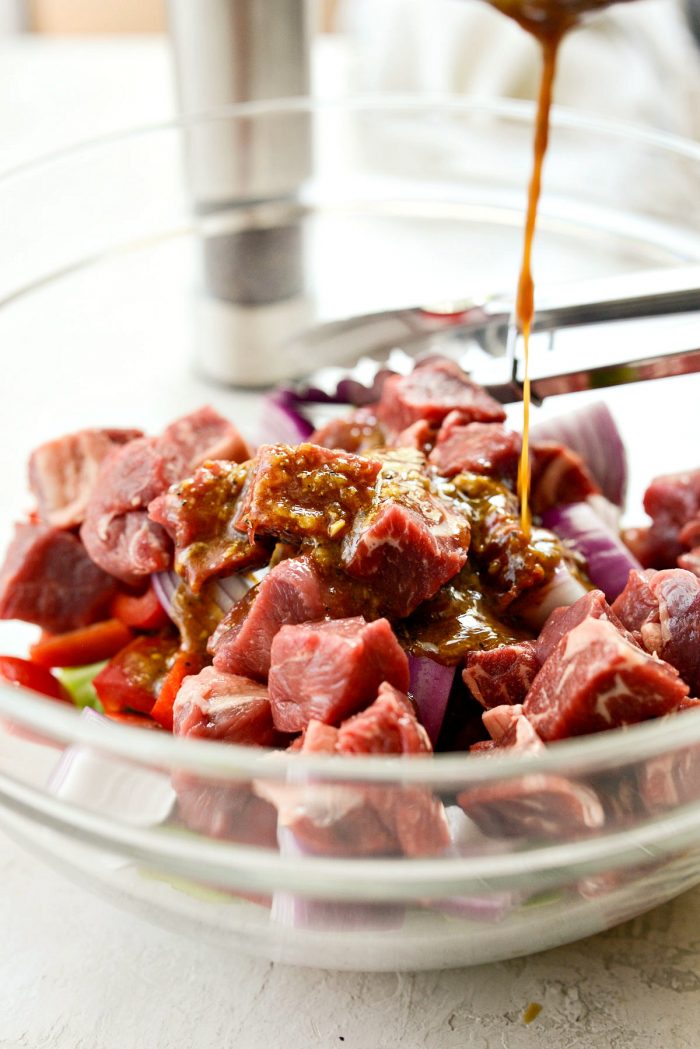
[486,0,635,533]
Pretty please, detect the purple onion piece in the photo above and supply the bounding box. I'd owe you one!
[518,561,589,630]
[151,570,179,620]
[543,501,641,603]
[271,827,404,931]
[408,656,455,747]
[211,574,254,615]
[153,570,253,621]
[258,390,314,446]
[47,709,176,827]
[531,401,628,507]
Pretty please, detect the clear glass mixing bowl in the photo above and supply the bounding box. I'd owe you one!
[1,98,699,971]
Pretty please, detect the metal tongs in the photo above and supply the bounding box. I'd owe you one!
[283,265,700,406]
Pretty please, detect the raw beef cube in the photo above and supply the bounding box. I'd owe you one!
[429,422,521,482]
[174,773,278,848]
[636,469,700,568]
[210,556,329,681]
[376,358,505,434]
[0,523,116,632]
[679,547,700,578]
[480,704,545,752]
[149,459,270,592]
[388,419,436,453]
[29,427,142,529]
[299,720,340,753]
[536,589,638,664]
[381,786,451,857]
[458,774,605,839]
[173,666,282,746]
[639,741,700,814]
[337,683,431,755]
[530,442,601,513]
[160,405,250,467]
[234,442,381,543]
[268,616,410,733]
[612,568,700,695]
[341,449,470,618]
[310,407,384,454]
[261,690,449,858]
[610,569,660,635]
[81,407,246,585]
[499,713,545,752]
[462,641,540,709]
[524,618,689,741]
[481,703,524,742]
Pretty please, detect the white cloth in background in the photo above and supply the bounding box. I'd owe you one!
[343,0,700,139]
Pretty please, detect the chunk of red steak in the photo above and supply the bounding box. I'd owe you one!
[462,641,540,709]
[310,407,384,454]
[639,744,700,814]
[0,523,116,632]
[341,449,470,618]
[476,704,545,755]
[429,422,521,483]
[173,666,282,746]
[148,460,270,593]
[679,547,700,578]
[612,568,700,695]
[268,616,410,733]
[260,689,449,858]
[459,775,604,839]
[81,407,246,585]
[391,419,437,453]
[524,618,689,741]
[29,428,142,530]
[174,773,278,848]
[209,556,329,681]
[536,589,638,665]
[161,405,251,467]
[376,358,506,434]
[337,682,431,754]
[234,442,381,544]
[610,569,659,635]
[639,469,700,568]
[481,702,524,742]
[530,441,601,513]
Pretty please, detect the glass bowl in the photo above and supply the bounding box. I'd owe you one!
[1,98,700,971]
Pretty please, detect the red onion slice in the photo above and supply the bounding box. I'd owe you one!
[258,390,314,446]
[47,708,176,827]
[531,401,628,507]
[152,570,254,620]
[543,501,641,602]
[408,656,455,747]
[152,570,179,619]
[518,562,589,630]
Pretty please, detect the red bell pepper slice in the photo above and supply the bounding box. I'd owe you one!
[93,636,180,715]
[0,655,70,703]
[110,585,170,632]
[150,650,205,731]
[29,619,134,668]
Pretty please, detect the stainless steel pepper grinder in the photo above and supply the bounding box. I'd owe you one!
[168,0,314,385]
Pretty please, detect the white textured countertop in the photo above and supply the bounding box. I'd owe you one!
[2,34,700,1049]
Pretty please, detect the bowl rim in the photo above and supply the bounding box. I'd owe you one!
[3,681,700,786]
[2,93,700,186]
[1,94,700,786]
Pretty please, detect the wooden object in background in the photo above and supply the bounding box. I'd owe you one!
[28,0,166,34]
